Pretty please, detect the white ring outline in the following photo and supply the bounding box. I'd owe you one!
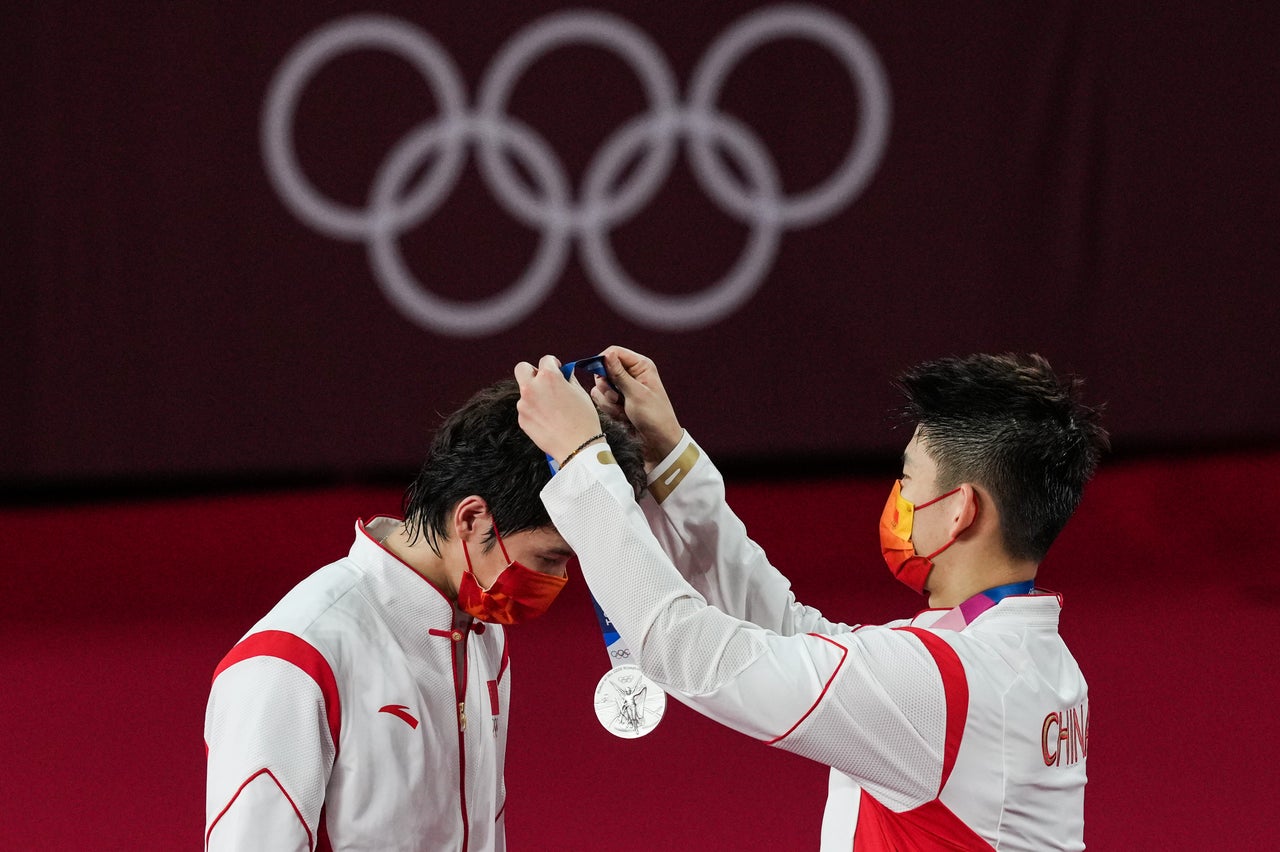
[687,4,892,228]
[367,117,572,336]
[262,14,468,241]
[475,9,681,233]
[261,6,891,335]
[580,111,782,329]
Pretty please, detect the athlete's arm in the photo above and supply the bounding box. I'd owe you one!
[640,431,854,636]
[546,348,851,636]
[205,638,336,851]
[541,452,949,804]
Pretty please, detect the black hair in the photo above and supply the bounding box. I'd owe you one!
[894,353,1108,563]
[402,378,646,554]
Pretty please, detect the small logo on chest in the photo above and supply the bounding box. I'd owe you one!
[379,704,420,729]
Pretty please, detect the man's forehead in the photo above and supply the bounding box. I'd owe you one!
[903,429,934,469]
[903,429,919,461]
[521,524,574,553]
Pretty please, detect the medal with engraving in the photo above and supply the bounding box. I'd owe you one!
[594,664,666,738]
[589,595,665,737]
[540,356,669,738]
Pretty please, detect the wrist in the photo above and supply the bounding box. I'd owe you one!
[643,423,684,467]
[559,432,607,469]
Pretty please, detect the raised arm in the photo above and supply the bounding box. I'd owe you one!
[515,358,951,804]
[640,431,854,635]
[545,347,850,635]
[539,447,953,808]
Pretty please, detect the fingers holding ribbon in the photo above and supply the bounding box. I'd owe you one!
[515,355,604,466]
[590,374,625,421]
[597,346,683,467]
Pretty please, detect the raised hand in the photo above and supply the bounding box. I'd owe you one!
[592,346,683,467]
[514,354,605,467]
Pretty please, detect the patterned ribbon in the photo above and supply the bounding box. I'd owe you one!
[931,579,1036,631]
[546,355,631,667]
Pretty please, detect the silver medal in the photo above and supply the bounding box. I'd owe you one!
[593,664,666,738]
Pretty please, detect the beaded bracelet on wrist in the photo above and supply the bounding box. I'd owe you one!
[560,432,606,469]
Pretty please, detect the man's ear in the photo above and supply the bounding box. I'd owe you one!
[452,495,491,544]
[949,483,982,540]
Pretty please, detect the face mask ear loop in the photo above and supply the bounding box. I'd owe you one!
[914,485,962,511]
[490,517,511,564]
[923,537,957,561]
[462,514,507,577]
[921,488,977,559]
[458,537,491,591]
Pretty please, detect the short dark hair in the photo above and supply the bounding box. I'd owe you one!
[894,353,1108,563]
[402,378,645,553]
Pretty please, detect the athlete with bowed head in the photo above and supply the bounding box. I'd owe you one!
[515,347,1107,850]
[204,378,645,851]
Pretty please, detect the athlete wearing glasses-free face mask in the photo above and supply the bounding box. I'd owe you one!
[879,429,976,597]
[206,377,648,852]
[454,507,574,625]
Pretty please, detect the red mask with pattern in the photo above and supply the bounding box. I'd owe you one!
[879,480,965,594]
[457,521,567,624]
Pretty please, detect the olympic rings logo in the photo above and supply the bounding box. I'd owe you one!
[262,6,890,336]
[610,648,632,659]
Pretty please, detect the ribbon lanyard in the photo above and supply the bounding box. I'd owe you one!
[545,355,628,664]
[948,579,1036,628]
[590,594,635,668]
[981,579,1036,603]
[543,355,664,737]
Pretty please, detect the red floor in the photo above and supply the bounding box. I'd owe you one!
[2,450,1276,849]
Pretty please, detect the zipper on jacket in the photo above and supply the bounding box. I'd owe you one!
[450,610,472,849]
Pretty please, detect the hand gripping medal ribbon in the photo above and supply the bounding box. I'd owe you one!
[551,357,667,738]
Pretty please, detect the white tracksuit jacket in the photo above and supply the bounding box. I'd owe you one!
[204,517,509,851]
[543,434,1088,851]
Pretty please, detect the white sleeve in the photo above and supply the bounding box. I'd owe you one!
[494,812,507,852]
[640,432,854,636]
[205,653,335,851]
[543,450,949,802]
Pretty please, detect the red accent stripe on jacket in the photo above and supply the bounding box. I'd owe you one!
[213,630,341,751]
[895,627,968,790]
[850,629,989,850]
[765,633,849,745]
[206,767,314,851]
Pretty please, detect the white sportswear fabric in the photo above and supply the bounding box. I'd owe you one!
[542,434,1087,851]
[205,518,509,851]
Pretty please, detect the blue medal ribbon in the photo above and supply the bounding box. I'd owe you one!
[546,356,632,667]
[947,578,1037,628]
[590,594,621,648]
[980,579,1036,605]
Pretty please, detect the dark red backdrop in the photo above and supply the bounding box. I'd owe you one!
[5,2,1278,486]
[4,4,1278,848]
[2,451,1278,848]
